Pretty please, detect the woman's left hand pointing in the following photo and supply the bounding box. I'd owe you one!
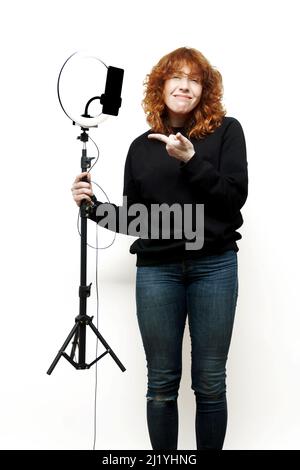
[148,132,195,163]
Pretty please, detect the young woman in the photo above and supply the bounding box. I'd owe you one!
[71,47,248,450]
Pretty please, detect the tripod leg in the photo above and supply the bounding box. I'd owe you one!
[88,322,126,372]
[47,323,79,375]
[70,329,79,360]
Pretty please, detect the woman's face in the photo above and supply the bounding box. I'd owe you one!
[163,64,202,126]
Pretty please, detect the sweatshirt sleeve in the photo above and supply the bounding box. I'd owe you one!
[180,118,248,218]
[87,142,141,234]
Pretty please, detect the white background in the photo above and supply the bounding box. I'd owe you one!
[1,0,299,450]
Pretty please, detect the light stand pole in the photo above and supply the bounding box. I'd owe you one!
[47,127,126,375]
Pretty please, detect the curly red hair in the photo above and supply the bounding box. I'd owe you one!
[142,47,226,139]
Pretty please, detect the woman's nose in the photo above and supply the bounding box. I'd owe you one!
[179,77,189,90]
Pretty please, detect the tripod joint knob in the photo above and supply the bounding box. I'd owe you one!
[75,313,93,324]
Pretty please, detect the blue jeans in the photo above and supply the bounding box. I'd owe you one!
[135,250,238,450]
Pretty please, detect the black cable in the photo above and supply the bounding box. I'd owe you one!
[88,134,100,172]
[76,180,117,250]
[76,136,117,250]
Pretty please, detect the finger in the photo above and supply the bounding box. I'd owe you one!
[73,188,93,196]
[74,173,87,183]
[76,194,92,204]
[148,133,169,144]
[169,134,186,147]
[176,132,189,143]
[72,186,91,196]
[72,181,92,190]
[74,172,91,183]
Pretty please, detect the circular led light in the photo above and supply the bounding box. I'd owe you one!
[57,51,109,128]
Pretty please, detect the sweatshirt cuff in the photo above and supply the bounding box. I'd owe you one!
[179,151,199,169]
[87,195,99,221]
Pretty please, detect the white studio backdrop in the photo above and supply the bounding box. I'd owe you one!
[0,0,299,450]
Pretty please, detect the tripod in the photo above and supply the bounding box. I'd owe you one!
[47,128,126,375]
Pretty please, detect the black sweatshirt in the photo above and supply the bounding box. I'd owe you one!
[88,116,248,266]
